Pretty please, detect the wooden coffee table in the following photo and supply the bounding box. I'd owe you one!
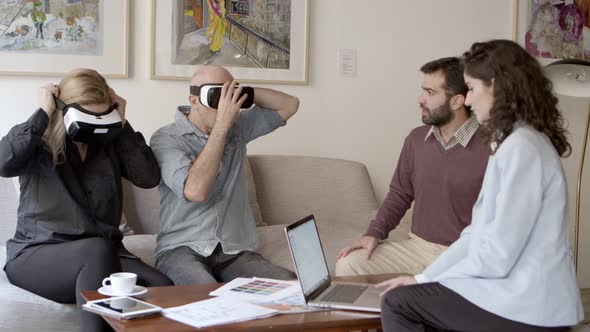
[81,273,399,332]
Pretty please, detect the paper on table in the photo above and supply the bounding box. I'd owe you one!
[209,277,300,302]
[256,292,328,314]
[163,296,278,328]
[210,277,327,314]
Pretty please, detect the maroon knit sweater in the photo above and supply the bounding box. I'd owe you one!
[365,125,490,246]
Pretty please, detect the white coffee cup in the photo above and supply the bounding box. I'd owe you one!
[102,272,137,294]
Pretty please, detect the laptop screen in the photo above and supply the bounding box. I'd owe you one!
[286,217,330,297]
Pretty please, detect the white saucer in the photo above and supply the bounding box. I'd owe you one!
[98,285,148,297]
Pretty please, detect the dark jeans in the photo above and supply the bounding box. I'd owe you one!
[156,244,296,285]
[4,237,173,332]
[381,282,571,332]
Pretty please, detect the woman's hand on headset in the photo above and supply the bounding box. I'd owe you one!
[39,84,59,117]
[109,88,126,125]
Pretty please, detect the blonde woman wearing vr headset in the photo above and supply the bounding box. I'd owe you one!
[0,69,173,332]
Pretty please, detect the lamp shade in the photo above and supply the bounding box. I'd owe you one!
[544,59,590,98]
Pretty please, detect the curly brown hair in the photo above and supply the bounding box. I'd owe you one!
[462,39,571,157]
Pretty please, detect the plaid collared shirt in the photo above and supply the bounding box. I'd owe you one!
[425,116,480,150]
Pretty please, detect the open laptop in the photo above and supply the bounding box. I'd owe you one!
[285,214,381,312]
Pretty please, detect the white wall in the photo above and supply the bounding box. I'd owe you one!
[1,0,589,286]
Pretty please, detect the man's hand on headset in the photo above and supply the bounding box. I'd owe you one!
[214,80,248,133]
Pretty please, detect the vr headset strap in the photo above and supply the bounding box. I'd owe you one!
[53,96,68,113]
[190,85,201,96]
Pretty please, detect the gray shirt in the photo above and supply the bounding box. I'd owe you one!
[150,106,285,259]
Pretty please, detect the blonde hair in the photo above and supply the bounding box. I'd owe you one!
[43,68,112,165]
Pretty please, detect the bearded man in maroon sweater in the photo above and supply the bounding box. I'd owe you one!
[336,57,489,276]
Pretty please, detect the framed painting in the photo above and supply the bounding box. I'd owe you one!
[151,0,309,84]
[0,0,128,77]
[514,0,590,65]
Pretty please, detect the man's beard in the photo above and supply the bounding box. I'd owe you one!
[421,100,453,126]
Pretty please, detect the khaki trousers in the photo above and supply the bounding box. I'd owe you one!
[334,232,448,276]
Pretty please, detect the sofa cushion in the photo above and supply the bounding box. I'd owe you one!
[247,155,380,228]
[245,157,266,226]
[257,224,294,271]
[122,234,157,267]
[0,299,78,332]
[11,177,19,197]
[255,209,402,274]
[119,213,135,236]
[122,182,160,235]
[0,177,17,245]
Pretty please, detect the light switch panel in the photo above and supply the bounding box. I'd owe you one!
[338,48,357,77]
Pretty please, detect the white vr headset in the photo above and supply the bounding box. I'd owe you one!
[54,97,123,144]
[190,84,255,109]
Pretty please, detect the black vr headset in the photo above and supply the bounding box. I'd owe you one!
[190,84,255,109]
[54,97,123,144]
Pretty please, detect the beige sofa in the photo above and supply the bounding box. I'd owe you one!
[0,155,398,332]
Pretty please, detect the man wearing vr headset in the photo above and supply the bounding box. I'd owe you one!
[0,69,173,332]
[335,58,489,277]
[150,65,299,285]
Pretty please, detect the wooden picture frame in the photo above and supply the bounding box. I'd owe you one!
[151,0,309,84]
[0,0,129,78]
[513,0,590,65]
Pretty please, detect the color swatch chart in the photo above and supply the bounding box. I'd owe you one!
[229,280,291,296]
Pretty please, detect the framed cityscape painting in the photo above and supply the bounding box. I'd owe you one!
[514,0,590,65]
[0,0,128,77]
[151,0,309,84]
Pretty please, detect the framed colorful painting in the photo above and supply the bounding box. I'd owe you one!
[151,0,309,84]
[514,0,590,65]
[0,0,128,77]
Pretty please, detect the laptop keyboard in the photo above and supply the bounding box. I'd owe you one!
[321,284,367,303]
